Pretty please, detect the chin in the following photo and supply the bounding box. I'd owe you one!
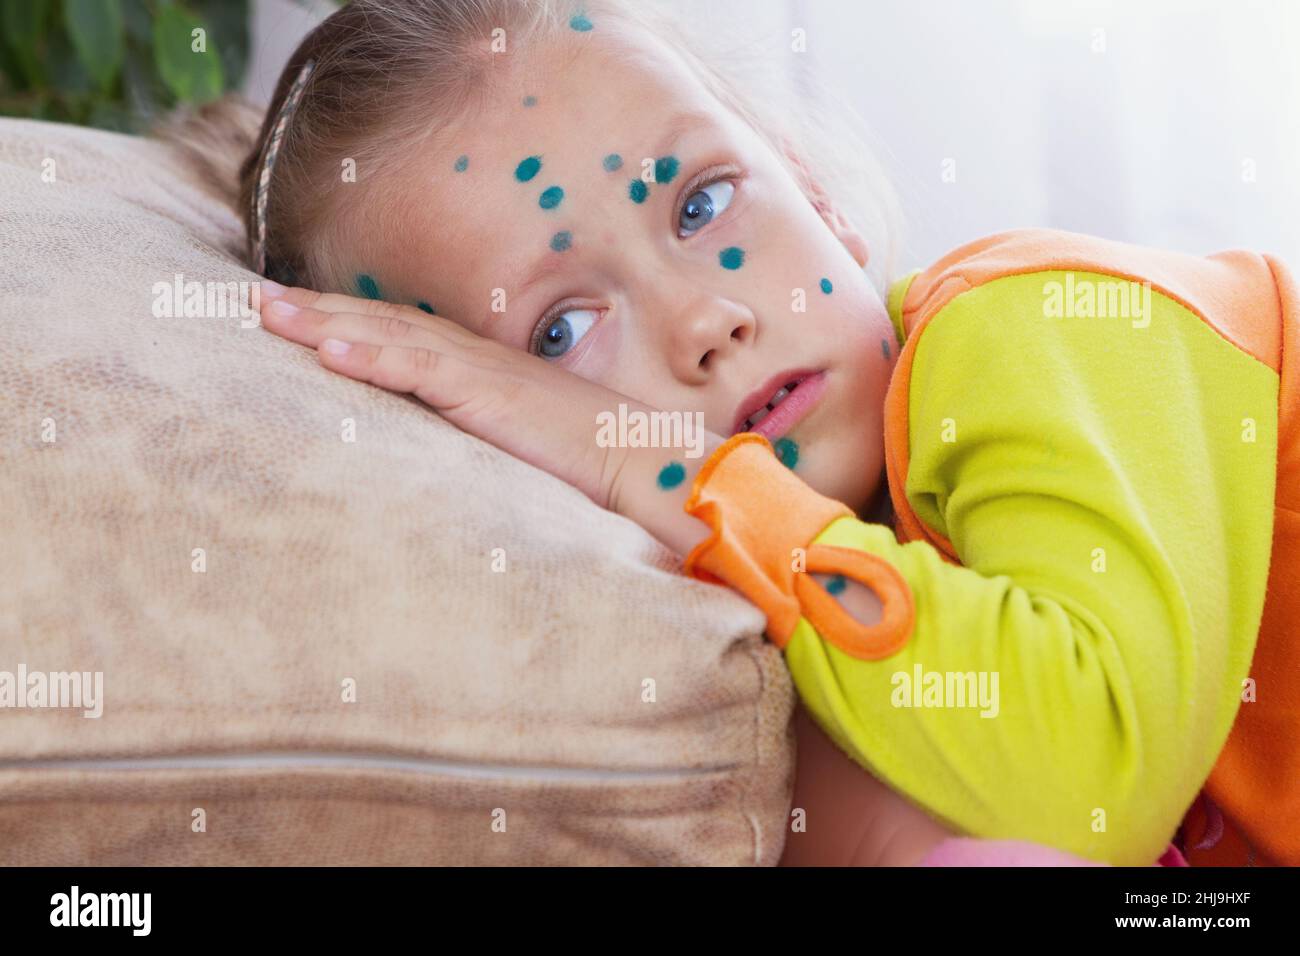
[831,472,876,517]
[796,457,873,516]
[811,423,887,514]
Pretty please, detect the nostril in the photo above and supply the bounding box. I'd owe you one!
[730,325,746,342]
[699,350,712,369]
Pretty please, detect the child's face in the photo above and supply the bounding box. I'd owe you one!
[372,22,898,514]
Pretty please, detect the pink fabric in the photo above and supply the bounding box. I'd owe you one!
[1157,843,1190,867]
[919,838,1108,866]
[919,837,1189,866]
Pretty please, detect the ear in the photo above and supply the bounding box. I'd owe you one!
[780,136,871,268]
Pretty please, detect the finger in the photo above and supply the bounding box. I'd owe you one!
[316,338,470,410]
[261,282,448,325]
[253,280,456,335]
[261,300,446,350]
[280,286,407,316]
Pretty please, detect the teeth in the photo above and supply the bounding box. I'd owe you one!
[742,381,799,430]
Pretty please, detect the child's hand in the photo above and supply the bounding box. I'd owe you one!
[256,283,719,557]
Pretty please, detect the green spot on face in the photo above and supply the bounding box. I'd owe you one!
[654,155,680,184]
[603,153,623,172]
[539,186,564,210]
[820,277,833,294]
[825,574,847,596]
[774,437,798,469]
[657,461,685,490]
[550,231,572,252]
[569,12,593,31]
[719,246,745,270]
[516,156,542,182]
[881,337,891,360]
[417,302,435,314]
[522,95,537,107]
[628,179,648,204]
[454,155,469,172]
[356,274,381,299]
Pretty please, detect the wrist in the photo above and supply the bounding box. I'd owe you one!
[607,428,726,559]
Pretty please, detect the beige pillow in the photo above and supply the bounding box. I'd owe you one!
[0,117,794,865]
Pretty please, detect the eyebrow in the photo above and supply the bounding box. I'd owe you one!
[649,108,718,169]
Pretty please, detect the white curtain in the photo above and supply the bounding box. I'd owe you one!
[791,0,1300,268]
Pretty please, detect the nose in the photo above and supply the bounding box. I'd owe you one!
[666,293,756,382]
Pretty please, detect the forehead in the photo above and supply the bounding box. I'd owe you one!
[386,25,748,326]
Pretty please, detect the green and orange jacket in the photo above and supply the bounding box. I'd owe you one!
[682,229,1299,867]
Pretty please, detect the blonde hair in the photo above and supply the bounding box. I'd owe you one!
[157,0,900,294]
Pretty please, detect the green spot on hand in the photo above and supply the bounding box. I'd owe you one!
[603,153,623,172]
[356,274,381,299]
[550,231,572,252]
[657,461,685,490]
[820,277,833,294]
[515,156,542,182]
[825,574,847,596]
[569,12,593,31]
[539,186,564,210]
[628,179,648,204]
[774,437,798,469]
[654,155,680,184]
[522,95,537,107]
[881,337,891,360]
[719,246,745,270]
[454,155,469,172]
[418,302,435,314]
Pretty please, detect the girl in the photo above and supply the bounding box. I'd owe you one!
[173,0,1296,866]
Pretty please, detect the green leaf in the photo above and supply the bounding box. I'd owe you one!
[62,0,124,92]
[0,27,25,89]
[2,0,52,87]
[119,0,151,46]
[46,22,92,95]
[192,0,247,92]
[152,3,223,103]
[1,0,51,47]
[88,97,132,131]
[122,45,168,120]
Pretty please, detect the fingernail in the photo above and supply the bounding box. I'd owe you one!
[271,299,299,316]
[260,279,287,298]
[322,338,352,355]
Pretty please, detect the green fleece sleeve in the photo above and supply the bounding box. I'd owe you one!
[785,270,1278,865]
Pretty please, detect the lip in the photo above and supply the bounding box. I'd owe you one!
[731,368,826,439]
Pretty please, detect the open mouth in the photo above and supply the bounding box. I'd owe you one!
[731,369,828,440]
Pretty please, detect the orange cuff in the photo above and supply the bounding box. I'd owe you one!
[683,433,915,660]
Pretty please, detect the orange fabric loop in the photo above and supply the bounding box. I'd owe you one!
[683,434,852,642]
[795,544,915,660]
[683,433,916,657]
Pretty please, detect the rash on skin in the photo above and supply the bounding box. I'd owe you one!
[774,437,798,469]
[656,461,685,489]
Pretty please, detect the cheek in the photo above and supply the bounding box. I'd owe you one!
[838,319,893,425]
[748,202,860,312]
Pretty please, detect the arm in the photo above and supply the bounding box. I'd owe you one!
[780,702,952,867]
[676,254,1283,865]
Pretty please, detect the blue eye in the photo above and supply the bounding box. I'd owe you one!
[535,308,598,359]
[679,179,735,236]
